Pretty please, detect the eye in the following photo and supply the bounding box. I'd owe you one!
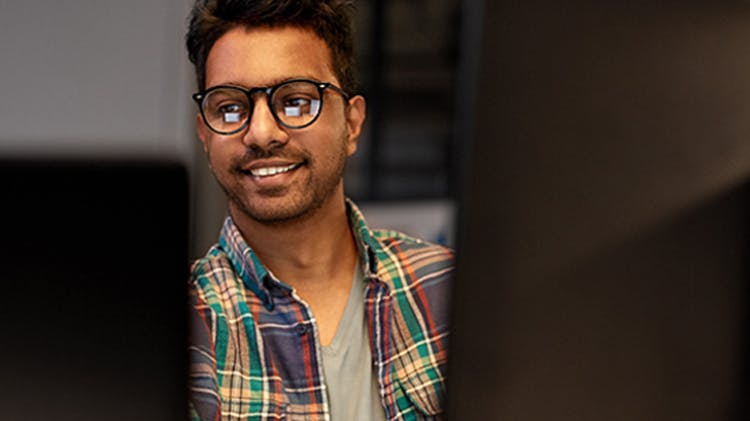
[214,102,248,123]
[218,103,245,114]
[271,81,324,120]
[219,104,242,113]
[283,97,312,108]
[278,96,321,118]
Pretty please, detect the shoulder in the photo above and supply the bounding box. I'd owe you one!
[347,198,454,276]
[190,245,236,291]
[191,245,230,278]
[189,245,247,317]
[369,229,454,323]
[370,229,455,283]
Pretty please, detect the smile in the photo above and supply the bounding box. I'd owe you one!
[249,163,302,178]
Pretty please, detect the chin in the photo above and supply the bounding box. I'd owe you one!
[237,195,323,226]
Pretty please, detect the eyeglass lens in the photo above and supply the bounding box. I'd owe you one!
[201,81,323,133]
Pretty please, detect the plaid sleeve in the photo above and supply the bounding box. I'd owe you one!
[188,278,221,421]
[368,230,455,419]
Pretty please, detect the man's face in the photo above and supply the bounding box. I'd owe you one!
[197,26,365,225]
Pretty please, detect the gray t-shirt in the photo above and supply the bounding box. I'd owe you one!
[321,265,386,421]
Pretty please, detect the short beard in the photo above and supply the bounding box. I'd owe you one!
[223,169,343,227]
[215,128,350,227]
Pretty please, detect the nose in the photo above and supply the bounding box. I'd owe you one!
[241,95,289,149]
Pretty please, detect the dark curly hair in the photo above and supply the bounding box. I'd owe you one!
[186,0,357,94]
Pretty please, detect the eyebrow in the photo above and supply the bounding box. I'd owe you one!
[209,75,324,90]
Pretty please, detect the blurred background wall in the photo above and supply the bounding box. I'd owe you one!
[0,0,194,158]
[0,0,462,258]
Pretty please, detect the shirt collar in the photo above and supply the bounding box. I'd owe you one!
[217,198,381,311]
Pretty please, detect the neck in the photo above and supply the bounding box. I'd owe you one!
[230,193,359,292]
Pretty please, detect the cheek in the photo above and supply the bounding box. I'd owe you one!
[205,143,234,173]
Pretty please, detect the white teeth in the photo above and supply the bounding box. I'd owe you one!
[250,163,298,177]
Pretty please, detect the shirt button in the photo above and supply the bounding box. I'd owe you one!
[295,323,308,336]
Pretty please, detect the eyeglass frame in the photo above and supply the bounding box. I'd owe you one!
[192,78,351,135]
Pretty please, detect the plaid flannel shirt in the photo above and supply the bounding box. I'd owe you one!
[188,200,454,420]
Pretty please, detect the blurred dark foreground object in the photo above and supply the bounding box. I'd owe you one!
[449,1,750,420]
[0,158,189,421]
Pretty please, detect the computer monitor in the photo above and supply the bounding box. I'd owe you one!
[0,158,189,421]
[448,2,750,420]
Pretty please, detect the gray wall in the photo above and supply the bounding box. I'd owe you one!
[0,0,193,157]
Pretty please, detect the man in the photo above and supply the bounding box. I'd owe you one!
[185,1,454,420]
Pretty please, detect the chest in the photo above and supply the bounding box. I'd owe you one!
[208,276,449,420]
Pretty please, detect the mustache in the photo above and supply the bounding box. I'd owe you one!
[230,144,310,169]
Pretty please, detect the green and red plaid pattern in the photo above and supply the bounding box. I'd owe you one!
[189,200,454,420]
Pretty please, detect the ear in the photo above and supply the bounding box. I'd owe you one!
[344,95,366,156]
[195,113,210,154]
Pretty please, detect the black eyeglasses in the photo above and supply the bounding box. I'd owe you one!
[192,78,349,135]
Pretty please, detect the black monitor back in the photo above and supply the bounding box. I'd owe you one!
[449,2,750,420]
[0,158,189,421]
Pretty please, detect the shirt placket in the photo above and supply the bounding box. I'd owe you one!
[365,274,395,420]
[272,281,331,421]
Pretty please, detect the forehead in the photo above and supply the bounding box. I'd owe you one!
[205,26,337,89]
